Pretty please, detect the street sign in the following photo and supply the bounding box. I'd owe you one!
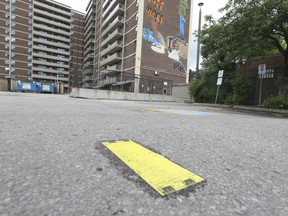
[217,78,223,85]
[258,64,266,75]
[218,70,224,78]
[217,70,224,86]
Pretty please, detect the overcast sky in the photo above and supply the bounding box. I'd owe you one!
[56,0,228,70]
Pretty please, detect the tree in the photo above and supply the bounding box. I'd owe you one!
[199,0,288,96]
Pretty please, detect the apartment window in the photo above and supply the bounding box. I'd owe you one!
[5,5,16,11]
[5,14,16,19]
[28,41,32,46]
[5,29,16,35]
[6,0,17,3]
[6,21,16,27]
[28,56,32,60]
[5,37,16,42]
[5,60,15,65]
[134,27,138,34]
[135,13,138,21]
[136,0,139,6]
[28,48,32,53]
[28,34,32,39]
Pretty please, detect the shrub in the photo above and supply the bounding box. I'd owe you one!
[224,77,251,105]
[189,79,216,103]
[262,96,288,109]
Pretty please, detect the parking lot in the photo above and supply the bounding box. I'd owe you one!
[0,92,287,215]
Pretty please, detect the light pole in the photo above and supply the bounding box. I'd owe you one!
[196,2,204,80]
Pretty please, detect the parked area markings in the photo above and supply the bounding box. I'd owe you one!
[102,140,204,196]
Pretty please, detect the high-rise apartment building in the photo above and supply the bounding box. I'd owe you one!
[1,0,193,94]
[0,0,84,93]
[82,0,194,94]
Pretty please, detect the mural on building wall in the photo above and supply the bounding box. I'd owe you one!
[143,0,190,76]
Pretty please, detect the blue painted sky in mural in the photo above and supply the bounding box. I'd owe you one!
[57,0,228,70]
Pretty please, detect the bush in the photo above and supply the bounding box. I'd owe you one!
[262,96,288,109]
[189,79,216,103]
[225,77,251,105]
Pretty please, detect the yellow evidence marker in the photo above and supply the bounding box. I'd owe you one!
[102,140,204,196]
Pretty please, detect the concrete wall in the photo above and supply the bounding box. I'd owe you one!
[0,79,8,91]
[70,88,174,102]
[172,84,190,100]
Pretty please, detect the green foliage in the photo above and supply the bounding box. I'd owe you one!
[189,79,215,103]
[200,0,288,74]
[225,77,251,105]
[262,96,288,109]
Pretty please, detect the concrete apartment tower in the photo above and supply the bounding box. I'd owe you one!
[0,0,84,93]
[82,0,194,94]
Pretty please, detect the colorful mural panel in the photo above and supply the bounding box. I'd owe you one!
[142,0,191,79]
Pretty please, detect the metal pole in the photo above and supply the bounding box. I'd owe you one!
[8,0,12,91]
[196,3,204,80]
[215,85,220,104]
[258,75,263,106]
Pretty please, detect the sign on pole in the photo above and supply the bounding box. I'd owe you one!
[258,64,266,75]
[217,70,224,86]
[215,70,224,104]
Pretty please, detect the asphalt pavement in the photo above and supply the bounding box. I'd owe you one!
[0,92,287,216]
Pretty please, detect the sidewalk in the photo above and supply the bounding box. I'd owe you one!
[185,101,288,117]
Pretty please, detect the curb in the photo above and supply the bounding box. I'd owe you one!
[185,102,288,117]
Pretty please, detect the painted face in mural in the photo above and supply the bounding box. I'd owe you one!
[145,0,164,43]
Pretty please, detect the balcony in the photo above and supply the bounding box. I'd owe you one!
[106,64,121,71]
[82,76,94,82]
[34,23,71,37]
[84,38,95,50]
[33,45,69,55]
[101,16,124,38]
[84,31,95,43]
[33,60,70,68]
[102,0,111,10]
[83,53,94,63]
[82,69,94,76]
[33,8,71,23]
[84,46,94,57]
[32,67,69,75]
[33,38,70,49]
[33,52,69,62]
[33,16,70,30]
[33,30,70,43]
[101,40,122,57]
[34,1,71,17]
[101,28,123,47]
[85,14,95,28]
[102,4,124,29]
[32,73,68,82]
[100,52,122,67]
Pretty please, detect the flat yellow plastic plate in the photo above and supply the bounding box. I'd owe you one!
[102,140,204,196]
